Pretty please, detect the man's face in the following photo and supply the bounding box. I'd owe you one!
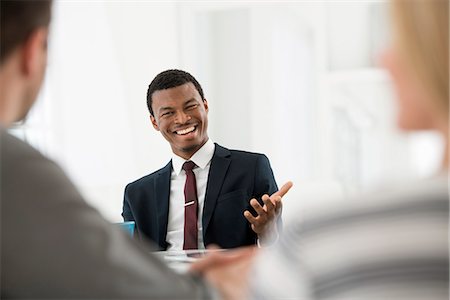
[150,82,209,159]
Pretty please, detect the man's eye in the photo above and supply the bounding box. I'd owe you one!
[161,111,173,117]
[187,104,198,110]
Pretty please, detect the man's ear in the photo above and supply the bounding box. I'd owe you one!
[21,27,48,77]
[150,115,160,131]
[203,99,209,113]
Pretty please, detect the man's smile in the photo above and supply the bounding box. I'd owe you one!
[174,125,197,135]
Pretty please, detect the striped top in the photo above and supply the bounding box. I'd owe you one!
[251,176,449,300]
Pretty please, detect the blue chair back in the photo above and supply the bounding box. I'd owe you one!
[116,221,135,236]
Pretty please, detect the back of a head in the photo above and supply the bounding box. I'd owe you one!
[146,69,205,116]
[390,0,449,119]
[0,0,52,64]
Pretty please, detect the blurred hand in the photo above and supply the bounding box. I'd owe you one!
[190,246,257,300]
[244,181,293,239]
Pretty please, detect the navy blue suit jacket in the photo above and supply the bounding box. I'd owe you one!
[122,144,278,250]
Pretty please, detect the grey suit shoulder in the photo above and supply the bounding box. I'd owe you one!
[1,130,214,299]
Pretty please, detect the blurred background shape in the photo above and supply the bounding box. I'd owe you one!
[10,1,444,224]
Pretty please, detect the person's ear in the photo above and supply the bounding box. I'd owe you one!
[150,115,160,131]
[21,27,48,77]
[203,99,209,113]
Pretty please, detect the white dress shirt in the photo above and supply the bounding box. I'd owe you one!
[166,139,215,251]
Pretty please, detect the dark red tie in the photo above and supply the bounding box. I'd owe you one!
[182,161,198,250]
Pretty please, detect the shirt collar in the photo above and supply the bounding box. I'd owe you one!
[172,139,215,176]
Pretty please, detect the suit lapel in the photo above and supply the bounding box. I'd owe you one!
[203,144,231,236]
[154,161,172,249]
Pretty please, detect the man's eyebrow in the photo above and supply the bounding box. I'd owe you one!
[158,106,174,113]
[184,99,198,105]
[157,98,198,113]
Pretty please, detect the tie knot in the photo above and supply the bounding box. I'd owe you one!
[182,161,197,171]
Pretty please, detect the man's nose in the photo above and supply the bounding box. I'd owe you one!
[174,111,191,124]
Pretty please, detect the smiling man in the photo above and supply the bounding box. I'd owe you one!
[122,69,289,251]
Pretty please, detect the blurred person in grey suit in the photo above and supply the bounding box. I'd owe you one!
[0,1,215,298]
[192,0,449,299]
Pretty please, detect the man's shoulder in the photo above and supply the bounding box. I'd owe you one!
[1,129,84,209]
[125,161,171,189]
[1,129,46,159]
[215,144,269,160]
[1,129,56,173]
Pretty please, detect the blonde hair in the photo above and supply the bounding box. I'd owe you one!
[390,0,449,119]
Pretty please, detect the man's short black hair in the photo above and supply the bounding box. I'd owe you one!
[147,69,205,116]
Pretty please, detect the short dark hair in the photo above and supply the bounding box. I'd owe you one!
[1,0,52,64]
[147,69,205,116]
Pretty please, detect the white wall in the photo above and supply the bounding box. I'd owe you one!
[20,1,444,223]
[43,2,182,221]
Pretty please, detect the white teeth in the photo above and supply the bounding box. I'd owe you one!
[176,126,195,135]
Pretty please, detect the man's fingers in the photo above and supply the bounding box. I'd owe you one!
[275,199,283,214]
[262,194,275,215]
[250,198,266,217]
[272,181,293,198]
[270,195,282,212]
[244,210,257,224]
